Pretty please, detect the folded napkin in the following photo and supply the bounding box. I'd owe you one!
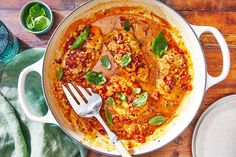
[0,48,87,157]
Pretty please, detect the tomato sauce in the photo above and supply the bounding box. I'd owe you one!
[51,6,193,145]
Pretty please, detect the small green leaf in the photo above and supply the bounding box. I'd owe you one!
[152,31,168,58]
[165,103,173,107]
[26,15,34,30]
[134,88,141,94]
[100,55,111,70]
[132,92,148,107]
[118,93,127,102]
[119,53,132,67]
[85,71,106,85]
[106,97,115,104]
[123,21,131,31]
[72,26,90,49]
[148,115,166,126]
[135,36,141,46]
[115,104,123,108]
[105,108,113,126]
[57,67,64,80]
[33,16,50,31]
[29,4,46,18]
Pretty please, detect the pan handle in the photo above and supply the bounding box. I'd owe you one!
[191,25,230,90]
[18,57,58,124]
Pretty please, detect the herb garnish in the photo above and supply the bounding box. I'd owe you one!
[148,115,166,126]
[118,93,128,102]
[105,108,113,126]
[132,92,148,107]
[123,21,131,31]
[119,53,132,67]
[100,55,111,70]
[57,67,63,80]
[106,97,115,104]
[72,26,90,49]
[165,103,173,107]
[85,71,106,85]
[152,31,168,58]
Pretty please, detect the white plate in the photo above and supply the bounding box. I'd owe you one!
[192,94,236,157]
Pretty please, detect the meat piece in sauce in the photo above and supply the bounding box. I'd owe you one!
[61,26,103,82]
[104,29,149,82]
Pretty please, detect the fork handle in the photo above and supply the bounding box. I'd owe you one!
[95,114,132,157]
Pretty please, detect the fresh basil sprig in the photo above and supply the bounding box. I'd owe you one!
[33,16,50,30]
[119,53,132,67]
[132,92,148,107]
[118,93,127,102]
[29,3,46,17]
[26,3,50,31]
[72,26,90,49]
[85,71,106,85]
[57,67,63,80]
[152,31,168,58]
[148,115,166,126]
[105,108,113,126]
[100,55,111,70]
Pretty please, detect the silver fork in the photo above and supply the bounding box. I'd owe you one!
[62,83,132,157]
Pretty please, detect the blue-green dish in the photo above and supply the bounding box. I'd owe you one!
[19,1,53,34]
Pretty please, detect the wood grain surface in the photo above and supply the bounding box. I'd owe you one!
[0,0,235,157]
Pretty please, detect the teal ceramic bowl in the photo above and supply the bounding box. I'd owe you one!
[19,1,53,34]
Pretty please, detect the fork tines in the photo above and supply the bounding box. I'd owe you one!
[62,83,93,106]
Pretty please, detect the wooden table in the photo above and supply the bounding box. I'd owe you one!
[0,0,235,156]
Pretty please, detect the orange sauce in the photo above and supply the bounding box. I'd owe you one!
[52,6,193,145]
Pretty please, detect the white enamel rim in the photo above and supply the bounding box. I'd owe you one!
[18,0,230,156]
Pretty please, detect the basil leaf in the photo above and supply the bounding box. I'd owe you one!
[106,97,115,104]
[33,16,50,31]
[148,115,166,126]
[134,88,141,94]
[118,93,127,102]
[105,108,113,126]
[100,55,111,70]
[72,26,90,49]
[123,21,131,31]
[132,92,148,107]
[29,4,46,18]
[152,31,168,58]
[119,53,132,67]
[85,71,106,85]
[26,15,34,30]
[57,67,63,80]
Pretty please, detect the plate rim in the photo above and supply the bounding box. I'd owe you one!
[192,94,236,157]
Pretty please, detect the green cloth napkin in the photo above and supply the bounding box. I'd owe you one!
[0,48,87,157]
